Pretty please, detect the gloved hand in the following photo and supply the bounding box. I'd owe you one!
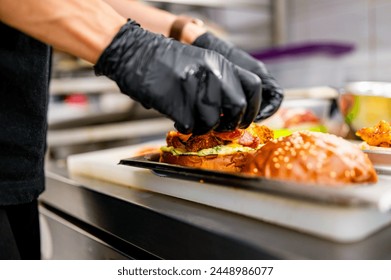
[192,32,283,121]
[95,21,261,135]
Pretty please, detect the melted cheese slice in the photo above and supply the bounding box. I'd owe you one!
[161,143,263,156]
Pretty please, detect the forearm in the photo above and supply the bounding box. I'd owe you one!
[0,0,126,63]
[104,0,206,43]
[104,0,175,37]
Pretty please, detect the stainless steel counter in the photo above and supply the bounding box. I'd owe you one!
[40,162,391,259]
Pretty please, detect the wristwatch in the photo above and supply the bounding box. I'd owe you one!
[169,15,204,42]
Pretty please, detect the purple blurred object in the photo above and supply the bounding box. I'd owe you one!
[251,42,355,62]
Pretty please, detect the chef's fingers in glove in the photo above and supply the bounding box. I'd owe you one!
[188,67,220,135]
[235,66,262,128]
[192,32,284,121]
[189,63,261,134]
[94,21,259,135]
[215,66,261,132]
[177,65,221,135]
[254,72,284,121]
[212,62,247,133]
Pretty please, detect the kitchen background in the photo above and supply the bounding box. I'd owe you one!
[47,0,391,161]
[40,0,391,260]
[285,0,390,84]
[159,0,391,87]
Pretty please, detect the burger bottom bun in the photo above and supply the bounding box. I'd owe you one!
[160,151,254,173]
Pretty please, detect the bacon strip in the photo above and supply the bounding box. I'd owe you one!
[165,124,274,152]
[238,131,259,148]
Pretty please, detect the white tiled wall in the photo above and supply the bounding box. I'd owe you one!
[273,0,391,87]
[286,0,389,51]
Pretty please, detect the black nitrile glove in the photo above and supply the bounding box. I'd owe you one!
[95,21,261,135]
[192,32,283,121]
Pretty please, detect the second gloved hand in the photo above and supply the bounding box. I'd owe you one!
[192,32,284,121]
[94,21,261,135]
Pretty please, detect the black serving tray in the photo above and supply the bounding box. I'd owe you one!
[119,153,382,208]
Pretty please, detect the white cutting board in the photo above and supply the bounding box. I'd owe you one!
[67,141,391,243]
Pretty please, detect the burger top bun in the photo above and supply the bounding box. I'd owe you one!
[243,131,378,185]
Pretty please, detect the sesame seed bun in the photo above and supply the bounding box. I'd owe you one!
[243,131,378,185]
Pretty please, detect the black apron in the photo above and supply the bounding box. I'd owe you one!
[0,23,51,205]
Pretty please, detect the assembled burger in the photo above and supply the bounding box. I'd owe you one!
[160,123,274,172]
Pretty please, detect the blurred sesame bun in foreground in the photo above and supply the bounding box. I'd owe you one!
[243,131,378,185]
